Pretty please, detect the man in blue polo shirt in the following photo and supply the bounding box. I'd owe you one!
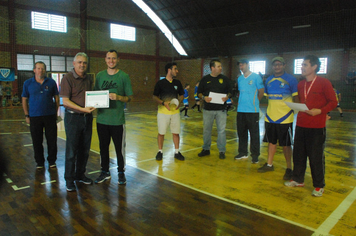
[22,61,59,169]
[235,59,264,163]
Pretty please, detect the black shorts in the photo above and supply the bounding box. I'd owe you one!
[263,122,293,146]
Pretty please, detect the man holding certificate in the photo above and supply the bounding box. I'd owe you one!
[284,55,337,197]
[197,59,232,160]
[60,52,96,192]
[94,50,133,185]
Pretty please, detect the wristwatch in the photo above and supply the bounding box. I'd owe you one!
[25,115,30,118]
[161,101,165,105]
[202,96,205,100]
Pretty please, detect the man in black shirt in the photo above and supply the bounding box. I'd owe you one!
[197,59,233,159]
[153,62,185,161]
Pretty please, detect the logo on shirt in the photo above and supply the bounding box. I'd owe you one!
[174,86,178,90]
[102,80,118,89]
[280,83,285,88]
[45,86,49,91]
[219,78,223,84]
[207,81,211,84]
[249,80,253,85]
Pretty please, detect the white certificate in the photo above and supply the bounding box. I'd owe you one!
[85,90,110,108]
[284,102,309,112]
[208,92,227,104]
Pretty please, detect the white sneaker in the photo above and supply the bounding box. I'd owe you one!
[284,180,305,187]
[312,188,324,197]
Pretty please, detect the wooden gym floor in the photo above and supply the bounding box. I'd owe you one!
[0,103,355,236]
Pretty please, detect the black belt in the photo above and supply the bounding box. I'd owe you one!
[66,110,91,116]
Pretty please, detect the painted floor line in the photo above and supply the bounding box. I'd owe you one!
[41,180,57,185]
[24,144,32,147]
[12,185,30,191]
[129,163,316,233]
[0,133,12,135]
[314,186,356,235]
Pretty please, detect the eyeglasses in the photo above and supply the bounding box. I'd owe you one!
[273,63,284,67]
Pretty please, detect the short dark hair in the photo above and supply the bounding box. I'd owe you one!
[184,83,189,88]
[165,62,177,74]
[107,49,119,57]
[210,59,221,70]
[304,55,321,73]
[34,61,46,70]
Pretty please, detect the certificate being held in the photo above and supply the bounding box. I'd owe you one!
[85,90,110,108]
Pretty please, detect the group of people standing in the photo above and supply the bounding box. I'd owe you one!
[22,50,133,192]
[153,55,337,197]
[22,52,337,197]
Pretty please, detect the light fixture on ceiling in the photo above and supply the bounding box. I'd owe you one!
[235,31,249,36]
[292,24,311,29]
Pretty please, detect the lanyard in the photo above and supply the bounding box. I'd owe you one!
[304,76,317,101]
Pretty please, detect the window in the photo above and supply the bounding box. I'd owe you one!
[110,23,136,41]
[66,57,74,71]
[318,58,328,74]
[294,59,303,74]
[294,57,328,74]
[51,56,65,71]
[249,61,266,75]
[17,54,34,70]
[31,11,67,33]
[17,54,73,72]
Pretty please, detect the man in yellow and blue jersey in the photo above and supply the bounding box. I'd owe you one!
[258,57,298,180]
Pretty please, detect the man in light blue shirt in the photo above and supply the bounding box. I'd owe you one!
[235,59,264,163]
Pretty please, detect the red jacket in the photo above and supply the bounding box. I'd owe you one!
[297,76,337,128]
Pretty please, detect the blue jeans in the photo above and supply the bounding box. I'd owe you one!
[64,112,93,183]
[202,109,227,152]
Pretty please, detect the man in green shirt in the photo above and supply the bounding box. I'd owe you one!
[94,50,133,185]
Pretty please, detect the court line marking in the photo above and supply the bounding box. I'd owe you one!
[0,133,12,135]
[12,185,30,191]
[24,144,32,147]
[314,186,356,235]
[41,180,56,185]
[129,164,316,233]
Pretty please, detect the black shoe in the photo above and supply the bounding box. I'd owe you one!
[219,152,225,159]
[198,149,210,157]
[118,172,126,185]
[340,113,343,117]
[76,175,93,185]
[156,152,163,161]
[258,163,274,172]
[283,168,293,180]
[95,171,111,184]
[251,157,259,164]
[66,182,76,192]
[36,164,44,169]
[234,154,248,160]
[174,152,185,161]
